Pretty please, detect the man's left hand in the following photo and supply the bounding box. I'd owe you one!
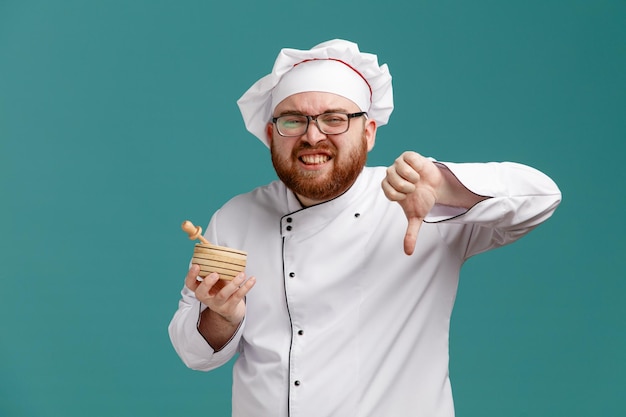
[381,151,443,255]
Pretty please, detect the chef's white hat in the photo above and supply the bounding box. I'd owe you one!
[237,39,394,147]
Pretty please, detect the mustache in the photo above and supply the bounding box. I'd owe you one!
[293,140,336,154]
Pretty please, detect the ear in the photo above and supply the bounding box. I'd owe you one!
[265,123,274,147]
[364,118,377,152]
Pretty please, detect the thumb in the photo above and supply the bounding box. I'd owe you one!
[403,217,422,256]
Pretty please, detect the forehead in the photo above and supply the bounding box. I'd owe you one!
[273,91,362,115]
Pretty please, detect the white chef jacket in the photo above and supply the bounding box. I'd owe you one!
[169,162,561,417]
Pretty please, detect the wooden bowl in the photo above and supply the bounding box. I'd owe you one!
[191,243,247,280]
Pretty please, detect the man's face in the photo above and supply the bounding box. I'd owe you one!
[266,92,377,206]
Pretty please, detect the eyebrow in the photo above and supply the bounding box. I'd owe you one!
[275,108,351,117]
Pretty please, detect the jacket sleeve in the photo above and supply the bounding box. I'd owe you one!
[425,161,562,259]
[167,285,245,371]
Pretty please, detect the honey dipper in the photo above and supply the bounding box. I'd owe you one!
[181,220,210,244]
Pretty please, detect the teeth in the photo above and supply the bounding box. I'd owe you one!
[301,155,330,164]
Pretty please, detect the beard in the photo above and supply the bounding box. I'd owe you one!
[271,133,368,204]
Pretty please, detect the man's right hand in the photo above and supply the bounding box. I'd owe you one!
[185,265,256,349]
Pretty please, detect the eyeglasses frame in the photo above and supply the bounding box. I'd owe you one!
[271,111,368,137]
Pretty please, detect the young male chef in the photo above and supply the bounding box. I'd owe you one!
[169,39,561,417]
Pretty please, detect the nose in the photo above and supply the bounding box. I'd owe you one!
[303,118,327,144]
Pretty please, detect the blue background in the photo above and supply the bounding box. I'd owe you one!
[1,0,624,416]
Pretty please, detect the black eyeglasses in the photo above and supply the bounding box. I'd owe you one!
[271,112,367,137]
